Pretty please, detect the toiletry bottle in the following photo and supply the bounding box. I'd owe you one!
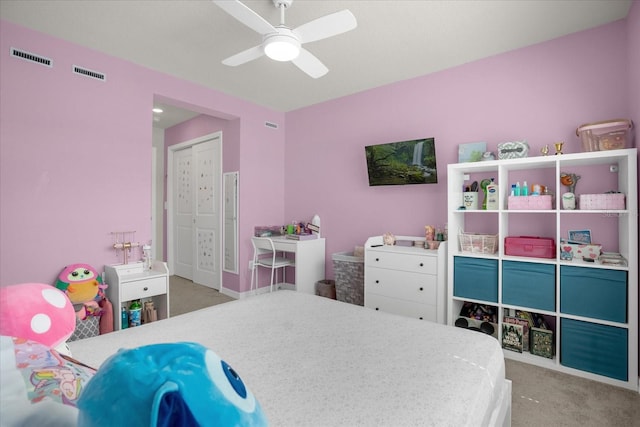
[522,181,529,196]
[486,179,499,210]
[515,181,521,196]
[121,307,128,329]
[510,184,516,196]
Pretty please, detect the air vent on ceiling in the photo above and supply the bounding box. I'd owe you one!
[73,65,106,81]
[11,47,52,67]
[265,121,279,129]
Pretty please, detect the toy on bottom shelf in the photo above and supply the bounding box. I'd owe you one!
[77,342,267,427]
[0,283,76,354]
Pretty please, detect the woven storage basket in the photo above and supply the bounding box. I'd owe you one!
[458,232,498,254]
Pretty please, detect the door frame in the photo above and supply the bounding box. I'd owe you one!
[166,131,223,291]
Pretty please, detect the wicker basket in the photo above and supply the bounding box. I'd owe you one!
[459,232,498,254]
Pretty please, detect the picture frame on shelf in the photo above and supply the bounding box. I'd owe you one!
[458,142,487,163]
[568,229,591,244]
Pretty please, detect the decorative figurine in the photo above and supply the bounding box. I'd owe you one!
[560,172,581,194]
[554,141,564,155]
[540,144,549,156]
[382,232,395,245]
[425,225,435,242]
[560,172,581,210]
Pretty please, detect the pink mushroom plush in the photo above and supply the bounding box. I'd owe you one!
[0,283,76,352]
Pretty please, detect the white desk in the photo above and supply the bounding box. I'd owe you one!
[269,236,326,294]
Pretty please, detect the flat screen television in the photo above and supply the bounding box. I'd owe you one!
[365,137,437,186]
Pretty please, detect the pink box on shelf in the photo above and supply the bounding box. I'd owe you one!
[578,193,625,210]
[507,195,553,210]
[505,236,556,259]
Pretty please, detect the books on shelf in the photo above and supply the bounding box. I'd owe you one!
[530,327,554,359]
[285,233,318,241]
[501,323,523,353]
[504,316,530,352]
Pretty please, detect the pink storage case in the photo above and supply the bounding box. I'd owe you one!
[576,119,633,152]
[504,236,555,259]
[507,195,553,210]
[578,193,625,210]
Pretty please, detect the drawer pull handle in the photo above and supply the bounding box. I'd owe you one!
[419,263,424,267]
[143,287,148,291]
[375,307,379,311]
[375,280,379,284]
[375,258,380,262]
[419,317,423,320]
[419,287,424,291]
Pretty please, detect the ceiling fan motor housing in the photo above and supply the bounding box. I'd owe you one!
[263,28,300,61]
[273,0,293,9]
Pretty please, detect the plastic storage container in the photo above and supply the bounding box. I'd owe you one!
[504,236,555,259]
[576,119,633,152]
[332,252,364,306]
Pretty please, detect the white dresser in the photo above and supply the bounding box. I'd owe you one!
[364,236,447,324]
[104,261,170,330]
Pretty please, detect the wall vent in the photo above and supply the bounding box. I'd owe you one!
[11,47,52,67]
[264,121,279,129]
[73,65,106,81]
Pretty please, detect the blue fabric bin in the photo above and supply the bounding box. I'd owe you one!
[502,261,555,311]
[560,266,627,323]
[453,257,498,302]
[561,318,628,381]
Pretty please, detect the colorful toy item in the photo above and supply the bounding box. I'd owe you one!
[77,342,267,427]
[0,283,76,352]
[55,263,106,320]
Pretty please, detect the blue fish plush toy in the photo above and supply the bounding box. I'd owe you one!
[77,342,267,426]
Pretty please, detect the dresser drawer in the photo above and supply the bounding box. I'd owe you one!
[365,293,437,322]
[121,277,167,301]
[365,269,436,303]
[365,250,436,274]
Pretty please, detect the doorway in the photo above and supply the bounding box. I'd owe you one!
[167,132,222,290]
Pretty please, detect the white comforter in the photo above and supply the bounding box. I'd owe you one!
[69,291,507,426]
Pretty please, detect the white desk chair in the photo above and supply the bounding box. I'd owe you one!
[250,237,295,293]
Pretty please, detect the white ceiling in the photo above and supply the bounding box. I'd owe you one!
[1,0,633,126]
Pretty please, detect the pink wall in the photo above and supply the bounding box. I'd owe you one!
[285,18,637,278]
[1,12,637,293]
[0,20,285,291]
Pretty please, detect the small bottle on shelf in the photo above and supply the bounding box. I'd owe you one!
[121,307,128,329]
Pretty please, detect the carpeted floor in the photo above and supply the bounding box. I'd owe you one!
[506,358,640,426]
[169,275,235,317]
[168,279,640,426]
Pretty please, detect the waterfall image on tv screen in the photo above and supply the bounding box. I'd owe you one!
[365,137,437,186]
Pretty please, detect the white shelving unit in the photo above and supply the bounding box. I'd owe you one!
[447,148,638,391]
[365,236,447,324]
[104,261,170,330]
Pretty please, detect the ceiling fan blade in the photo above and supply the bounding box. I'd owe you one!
[222,45,265,66]
[291,48,328,79]
[213,0,276,35]
[294,9,357,44]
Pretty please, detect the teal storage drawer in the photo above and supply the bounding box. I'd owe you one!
[503,261,555,311]
[454,257,498,302]
[560,266,627,322]
[561,318,628,381]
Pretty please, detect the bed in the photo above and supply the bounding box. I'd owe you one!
[65,290,511,426]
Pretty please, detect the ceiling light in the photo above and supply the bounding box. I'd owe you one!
[263,31,300,62]
[152,107,163,113]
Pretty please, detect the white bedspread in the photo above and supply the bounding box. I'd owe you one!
[69,291,507,426]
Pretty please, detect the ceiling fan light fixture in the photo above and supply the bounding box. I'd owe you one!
[263,32,300,62]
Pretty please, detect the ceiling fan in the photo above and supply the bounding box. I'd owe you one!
[213,0,357,78]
